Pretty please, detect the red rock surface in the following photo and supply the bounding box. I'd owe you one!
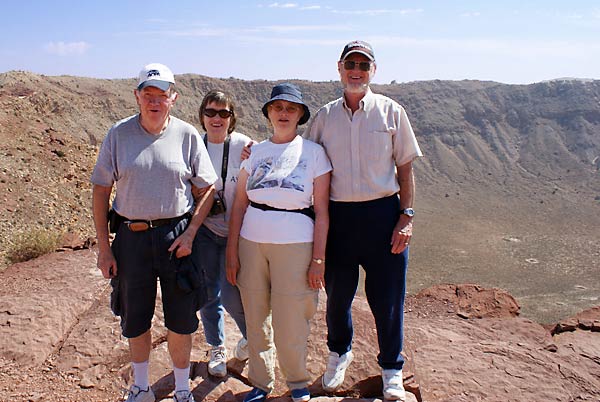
[0,250,598,401]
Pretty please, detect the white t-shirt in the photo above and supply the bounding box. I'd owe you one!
[240,135,332,244]
[203,131,253,237]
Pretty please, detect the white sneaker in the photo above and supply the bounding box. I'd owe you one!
[322,350,353,392]
[173,389,195,402]
[124,385,155,402]
[382,369,406,401]
[234,337,249,361]
[207,345,227,377]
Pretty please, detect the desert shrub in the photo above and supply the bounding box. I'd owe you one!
[6,228,62,263]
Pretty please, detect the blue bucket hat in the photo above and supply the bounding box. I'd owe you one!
[262,83,310,125]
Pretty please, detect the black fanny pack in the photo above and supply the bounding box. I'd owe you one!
[249,201,315,220]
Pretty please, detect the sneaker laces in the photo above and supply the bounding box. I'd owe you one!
[209,346,226,361]
[174,389,194,402]
[122,384,150,401]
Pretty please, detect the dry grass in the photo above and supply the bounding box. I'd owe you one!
[6,229,62,264]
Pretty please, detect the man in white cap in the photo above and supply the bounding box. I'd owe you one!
[91,63,218,402]
[304,41,423,401]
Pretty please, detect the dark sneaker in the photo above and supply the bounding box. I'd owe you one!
[291,387,310,402]
[243,387,269,402]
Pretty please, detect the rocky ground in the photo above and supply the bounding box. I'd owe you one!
[1,71,599,401]
[0,248,598,402]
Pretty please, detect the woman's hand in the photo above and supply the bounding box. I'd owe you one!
[308,260,325,290]
[225,246,240,286]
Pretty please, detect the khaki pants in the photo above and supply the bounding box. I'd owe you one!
[237,237,318,392]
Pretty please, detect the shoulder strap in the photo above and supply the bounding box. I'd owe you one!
[204,134,230,192]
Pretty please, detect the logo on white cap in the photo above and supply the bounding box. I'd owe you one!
[137,63,175,91]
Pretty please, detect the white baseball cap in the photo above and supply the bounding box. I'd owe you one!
[137,63,175,91]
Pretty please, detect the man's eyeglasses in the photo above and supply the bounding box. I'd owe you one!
[342,60,372,72]
[141,93,174,104]
[203,108,233,118]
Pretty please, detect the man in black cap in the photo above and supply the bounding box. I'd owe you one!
[304,41,423,401]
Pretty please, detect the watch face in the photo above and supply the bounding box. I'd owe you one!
[403,208,415,217]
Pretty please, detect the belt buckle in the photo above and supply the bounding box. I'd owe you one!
[127,221,150,232]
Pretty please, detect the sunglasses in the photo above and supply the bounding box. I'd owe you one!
[203,108,233,118]
[342,60,372,71]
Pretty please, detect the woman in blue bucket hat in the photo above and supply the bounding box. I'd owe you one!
[226,83,332,402]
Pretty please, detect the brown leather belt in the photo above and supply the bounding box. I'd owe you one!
[123,213,190,232]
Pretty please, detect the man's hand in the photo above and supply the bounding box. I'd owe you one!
[390,217,413,254]
[240,141,254,161]
[168,229,195,258]
[97,248,117,279]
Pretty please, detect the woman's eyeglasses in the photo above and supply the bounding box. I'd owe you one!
[342,60,372,72]
[268,103,301,114]
[203,108,233,118]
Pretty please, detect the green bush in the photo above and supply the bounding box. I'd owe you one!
[7,229,62,264]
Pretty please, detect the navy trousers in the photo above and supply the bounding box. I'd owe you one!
[325,194,408,370]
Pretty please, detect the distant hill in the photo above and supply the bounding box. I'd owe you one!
[0,71,598,322]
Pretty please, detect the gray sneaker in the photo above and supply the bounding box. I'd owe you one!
[234,337,249,361]
[173,390,195,402]
[322,350,353,392]
[207,345,227,377]
[382,369,406,401]
[124,385,155,402]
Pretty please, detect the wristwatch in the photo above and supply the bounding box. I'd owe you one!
[312,257,325,265]
[401,208,415,217]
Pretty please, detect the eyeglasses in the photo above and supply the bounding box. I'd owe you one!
[268,103,301,113]
[141,93,174,104]
[203,108,233,118]
[342,60,372,71]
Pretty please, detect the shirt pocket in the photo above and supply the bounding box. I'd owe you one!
[365,129,394,161]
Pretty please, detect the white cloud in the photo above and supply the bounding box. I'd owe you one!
[150,24,350,38]
[332,8,423,16]
[367,35,600,60]
[300,5,321,10]
[260,24,350,33]
[461,12,481,18]
[565,12,584,20]
[44,41,90,56]
[268,2,298,8]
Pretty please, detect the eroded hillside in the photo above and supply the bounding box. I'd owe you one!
[0,71,598,322]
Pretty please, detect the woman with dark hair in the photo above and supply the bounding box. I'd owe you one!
[226,83,332,402]
[195,90,253,377]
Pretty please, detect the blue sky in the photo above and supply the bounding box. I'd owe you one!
[2,1,599,84]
